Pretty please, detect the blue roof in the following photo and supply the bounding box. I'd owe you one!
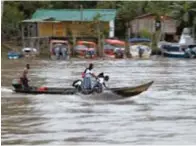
[26,9,116,22]
[129,38,151,43]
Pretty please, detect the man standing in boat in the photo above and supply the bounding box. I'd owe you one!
[82,63,97,90]
[20,64,30,89]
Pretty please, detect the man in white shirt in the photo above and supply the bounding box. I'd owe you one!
[93,72,109,93]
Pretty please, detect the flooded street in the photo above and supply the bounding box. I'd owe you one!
[1,57,196,145]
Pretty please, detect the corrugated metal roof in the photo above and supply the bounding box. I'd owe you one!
[26,9,116,22]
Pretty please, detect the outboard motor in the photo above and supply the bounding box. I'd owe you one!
[184,48,193,58]
[138,46,144,58]
[191,47,196,56]
[12,79,22,89]
[72,79,82,91]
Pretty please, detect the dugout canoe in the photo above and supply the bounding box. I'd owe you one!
[13,81,154,97]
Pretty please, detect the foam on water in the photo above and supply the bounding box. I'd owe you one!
[1,87,13,93]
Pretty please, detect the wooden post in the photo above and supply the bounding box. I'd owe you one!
[193,17,196,41]
[72,33,76,56]
[97,21,102,57]
[37,38,40,54]
[21,23,25,48]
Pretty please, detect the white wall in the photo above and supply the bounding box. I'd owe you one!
[109,20,114,37]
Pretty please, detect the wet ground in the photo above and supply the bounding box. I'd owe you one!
[1,56,196,145]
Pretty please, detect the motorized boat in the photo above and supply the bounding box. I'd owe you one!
[74,41,97,59]
[129,38,152,58]
[22,47,38,57]
[104,39,126,58]
[12,78,153,98]
[50,39,70,60]
[159,44,196,58]
[158,28,196,58]
[7,51,23,59]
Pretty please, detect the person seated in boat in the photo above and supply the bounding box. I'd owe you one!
[82,63,97,90]
[93,72,109,93]
[20,64,30,89]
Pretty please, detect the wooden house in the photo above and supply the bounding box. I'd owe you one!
[21,9,116,50]
[129,13,177,41]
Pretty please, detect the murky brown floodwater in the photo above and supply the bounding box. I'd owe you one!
[1,56,196,145]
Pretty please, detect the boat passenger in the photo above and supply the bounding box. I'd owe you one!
[93,72,109,93]
[82,63,97,90]
[20,64,30,89]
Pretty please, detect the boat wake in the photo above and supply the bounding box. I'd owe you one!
[79,90,129,101]
[1,87,13,93]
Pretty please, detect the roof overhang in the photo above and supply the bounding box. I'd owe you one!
[22,17,59,23]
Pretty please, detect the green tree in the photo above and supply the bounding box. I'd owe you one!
[169,1,196,38]
[2,2,24,40]
[169,1,196,27]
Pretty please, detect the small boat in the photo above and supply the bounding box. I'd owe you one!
[104,39,126,58]
[7,51,23,59]
[129,38,152,58]
[160,44,196,58]
[74,41,97,59]
[158,28,196,58]
[22,47,38,57]
[12,81,153,98]
[50,39,70,60]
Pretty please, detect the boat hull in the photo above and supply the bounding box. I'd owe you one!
[159,42,196,58]
[110,81,153,98]
[13,81,153,98]
[162,51,186,58]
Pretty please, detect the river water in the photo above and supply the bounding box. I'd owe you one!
[1,56,196,145]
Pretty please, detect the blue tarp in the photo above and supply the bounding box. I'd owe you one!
[129,38,151,43]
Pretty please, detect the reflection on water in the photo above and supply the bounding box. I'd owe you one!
[1,57,196,145]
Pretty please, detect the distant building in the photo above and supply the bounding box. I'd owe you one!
[129,13,177,41]
[21,9,116,48]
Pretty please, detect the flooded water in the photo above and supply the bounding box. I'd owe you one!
[1,56,196,145]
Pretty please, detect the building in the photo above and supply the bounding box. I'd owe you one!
[21,9,116,49]
[129,13,177,41]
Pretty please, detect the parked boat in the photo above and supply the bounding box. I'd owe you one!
[22,47,38,57]
[160,44,196,58]
[104,39,125,58]
[74,41,97,59]
[7,51,23,59]
[129,38,152,58]
[50,39,70,60]
[158,28,196,58]
[12,79,153,98]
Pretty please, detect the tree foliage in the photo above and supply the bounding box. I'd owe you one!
[169,1,196,27]
[1,1,196,41]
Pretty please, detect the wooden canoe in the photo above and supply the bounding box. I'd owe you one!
[13,81,153,97]
[110,81,153,97]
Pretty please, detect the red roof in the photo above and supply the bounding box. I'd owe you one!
[77,41,96,46]
[105,39,125,45]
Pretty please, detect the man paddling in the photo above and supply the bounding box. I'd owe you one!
[20,64,30,89]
